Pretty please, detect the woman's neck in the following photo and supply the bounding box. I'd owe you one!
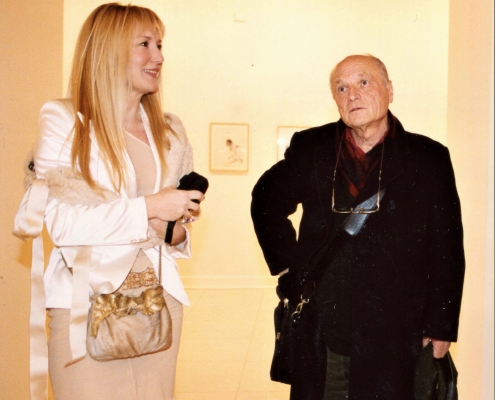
[124,100,149,145]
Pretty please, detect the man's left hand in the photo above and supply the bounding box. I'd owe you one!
[422,337,451,359]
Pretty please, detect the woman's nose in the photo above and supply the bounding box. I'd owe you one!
[153,48,164,64]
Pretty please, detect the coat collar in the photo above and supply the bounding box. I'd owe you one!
[313,112,410,233]
[353,113,408,206]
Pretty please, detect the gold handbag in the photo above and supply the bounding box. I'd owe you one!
[86,247,172,361]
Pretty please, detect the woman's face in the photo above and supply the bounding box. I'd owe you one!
[130,26,164,97]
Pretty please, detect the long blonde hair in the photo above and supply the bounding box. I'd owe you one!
[68,3,172,192]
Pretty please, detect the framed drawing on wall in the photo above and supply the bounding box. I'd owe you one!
[277,126,309,161]
[210,123,249,172]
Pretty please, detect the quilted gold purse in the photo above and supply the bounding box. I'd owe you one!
[86,247,172,361]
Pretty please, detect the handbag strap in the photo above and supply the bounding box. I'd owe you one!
[158,245,162,285]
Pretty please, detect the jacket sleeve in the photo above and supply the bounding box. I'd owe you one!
[251,132,309,276]
[163,112,195,258]
[34,100,149,247]
[423,147,465,342]
[166,112,194,178]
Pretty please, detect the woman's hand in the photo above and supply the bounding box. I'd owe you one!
[145,187,204,222]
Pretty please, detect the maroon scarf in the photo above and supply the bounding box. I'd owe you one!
[337,114,396,198]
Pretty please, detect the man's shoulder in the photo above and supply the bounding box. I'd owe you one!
[296,121,338,136]
[290,121,339,146]
[402,130,449,158]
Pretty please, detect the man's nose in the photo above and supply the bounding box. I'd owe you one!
[348,87,359,101]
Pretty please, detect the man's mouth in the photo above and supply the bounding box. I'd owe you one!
[350,107,363,112]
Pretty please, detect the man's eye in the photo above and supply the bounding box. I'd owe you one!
[362,80,369,85]
[337,87,346,93]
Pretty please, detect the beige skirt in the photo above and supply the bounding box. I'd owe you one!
[48,290,183,400]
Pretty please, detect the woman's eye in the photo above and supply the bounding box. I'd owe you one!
[362,80,369,86]
[140,41,149,47]
[157,44,163,51]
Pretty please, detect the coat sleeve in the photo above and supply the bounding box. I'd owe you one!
[251,132,309,276]
[423,147,465,342]
[34,100,149,247]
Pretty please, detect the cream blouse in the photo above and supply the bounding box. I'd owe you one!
[125,131,158,273]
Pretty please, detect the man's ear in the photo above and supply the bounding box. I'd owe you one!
[388,80,394,103]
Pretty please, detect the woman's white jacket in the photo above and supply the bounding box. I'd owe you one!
[13,98,194,367]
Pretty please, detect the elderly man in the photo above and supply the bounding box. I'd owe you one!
[251,55,465,399]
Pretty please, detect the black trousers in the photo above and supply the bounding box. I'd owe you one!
[323,348,350,400]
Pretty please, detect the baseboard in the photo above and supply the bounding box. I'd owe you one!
[181,275,279,289]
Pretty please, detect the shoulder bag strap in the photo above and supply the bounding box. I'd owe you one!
[292,189,385,316]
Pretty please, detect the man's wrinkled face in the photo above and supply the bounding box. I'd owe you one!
[330,56,393,133]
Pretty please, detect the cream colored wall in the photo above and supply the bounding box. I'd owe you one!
[64,0,451,288]
[0,0,492,398]
[0,0,64,398]
[447,0,494,398]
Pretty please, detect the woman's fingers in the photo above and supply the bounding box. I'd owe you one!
[145,188,205,221]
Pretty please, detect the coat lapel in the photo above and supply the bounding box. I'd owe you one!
[310,115,410,242]
[313,125,338,239]
[352,116,408,207]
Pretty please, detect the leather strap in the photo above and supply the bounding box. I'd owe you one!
[164,221,176,244]
[342,189,386,236]
[298,189,386,301]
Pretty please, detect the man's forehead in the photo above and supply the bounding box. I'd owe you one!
[332,70,372,84]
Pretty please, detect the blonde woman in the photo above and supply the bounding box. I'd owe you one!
[15,3,203,399]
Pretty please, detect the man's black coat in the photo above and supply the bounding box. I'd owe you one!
[251,115,465,399]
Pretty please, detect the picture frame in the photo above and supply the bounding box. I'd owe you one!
[277,126,309,161]
[210,123,249,172]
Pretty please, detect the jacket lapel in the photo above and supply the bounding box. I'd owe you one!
[90,119,138,199]
[140,104,163,194]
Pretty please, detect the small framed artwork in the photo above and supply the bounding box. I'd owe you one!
[210,123,249,172]
[277,126,309,161]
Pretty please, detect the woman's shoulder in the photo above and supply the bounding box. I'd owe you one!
[37,98,77,144]
[34,99,77,176]
[165,112,187,138]
[40,98,76,119]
